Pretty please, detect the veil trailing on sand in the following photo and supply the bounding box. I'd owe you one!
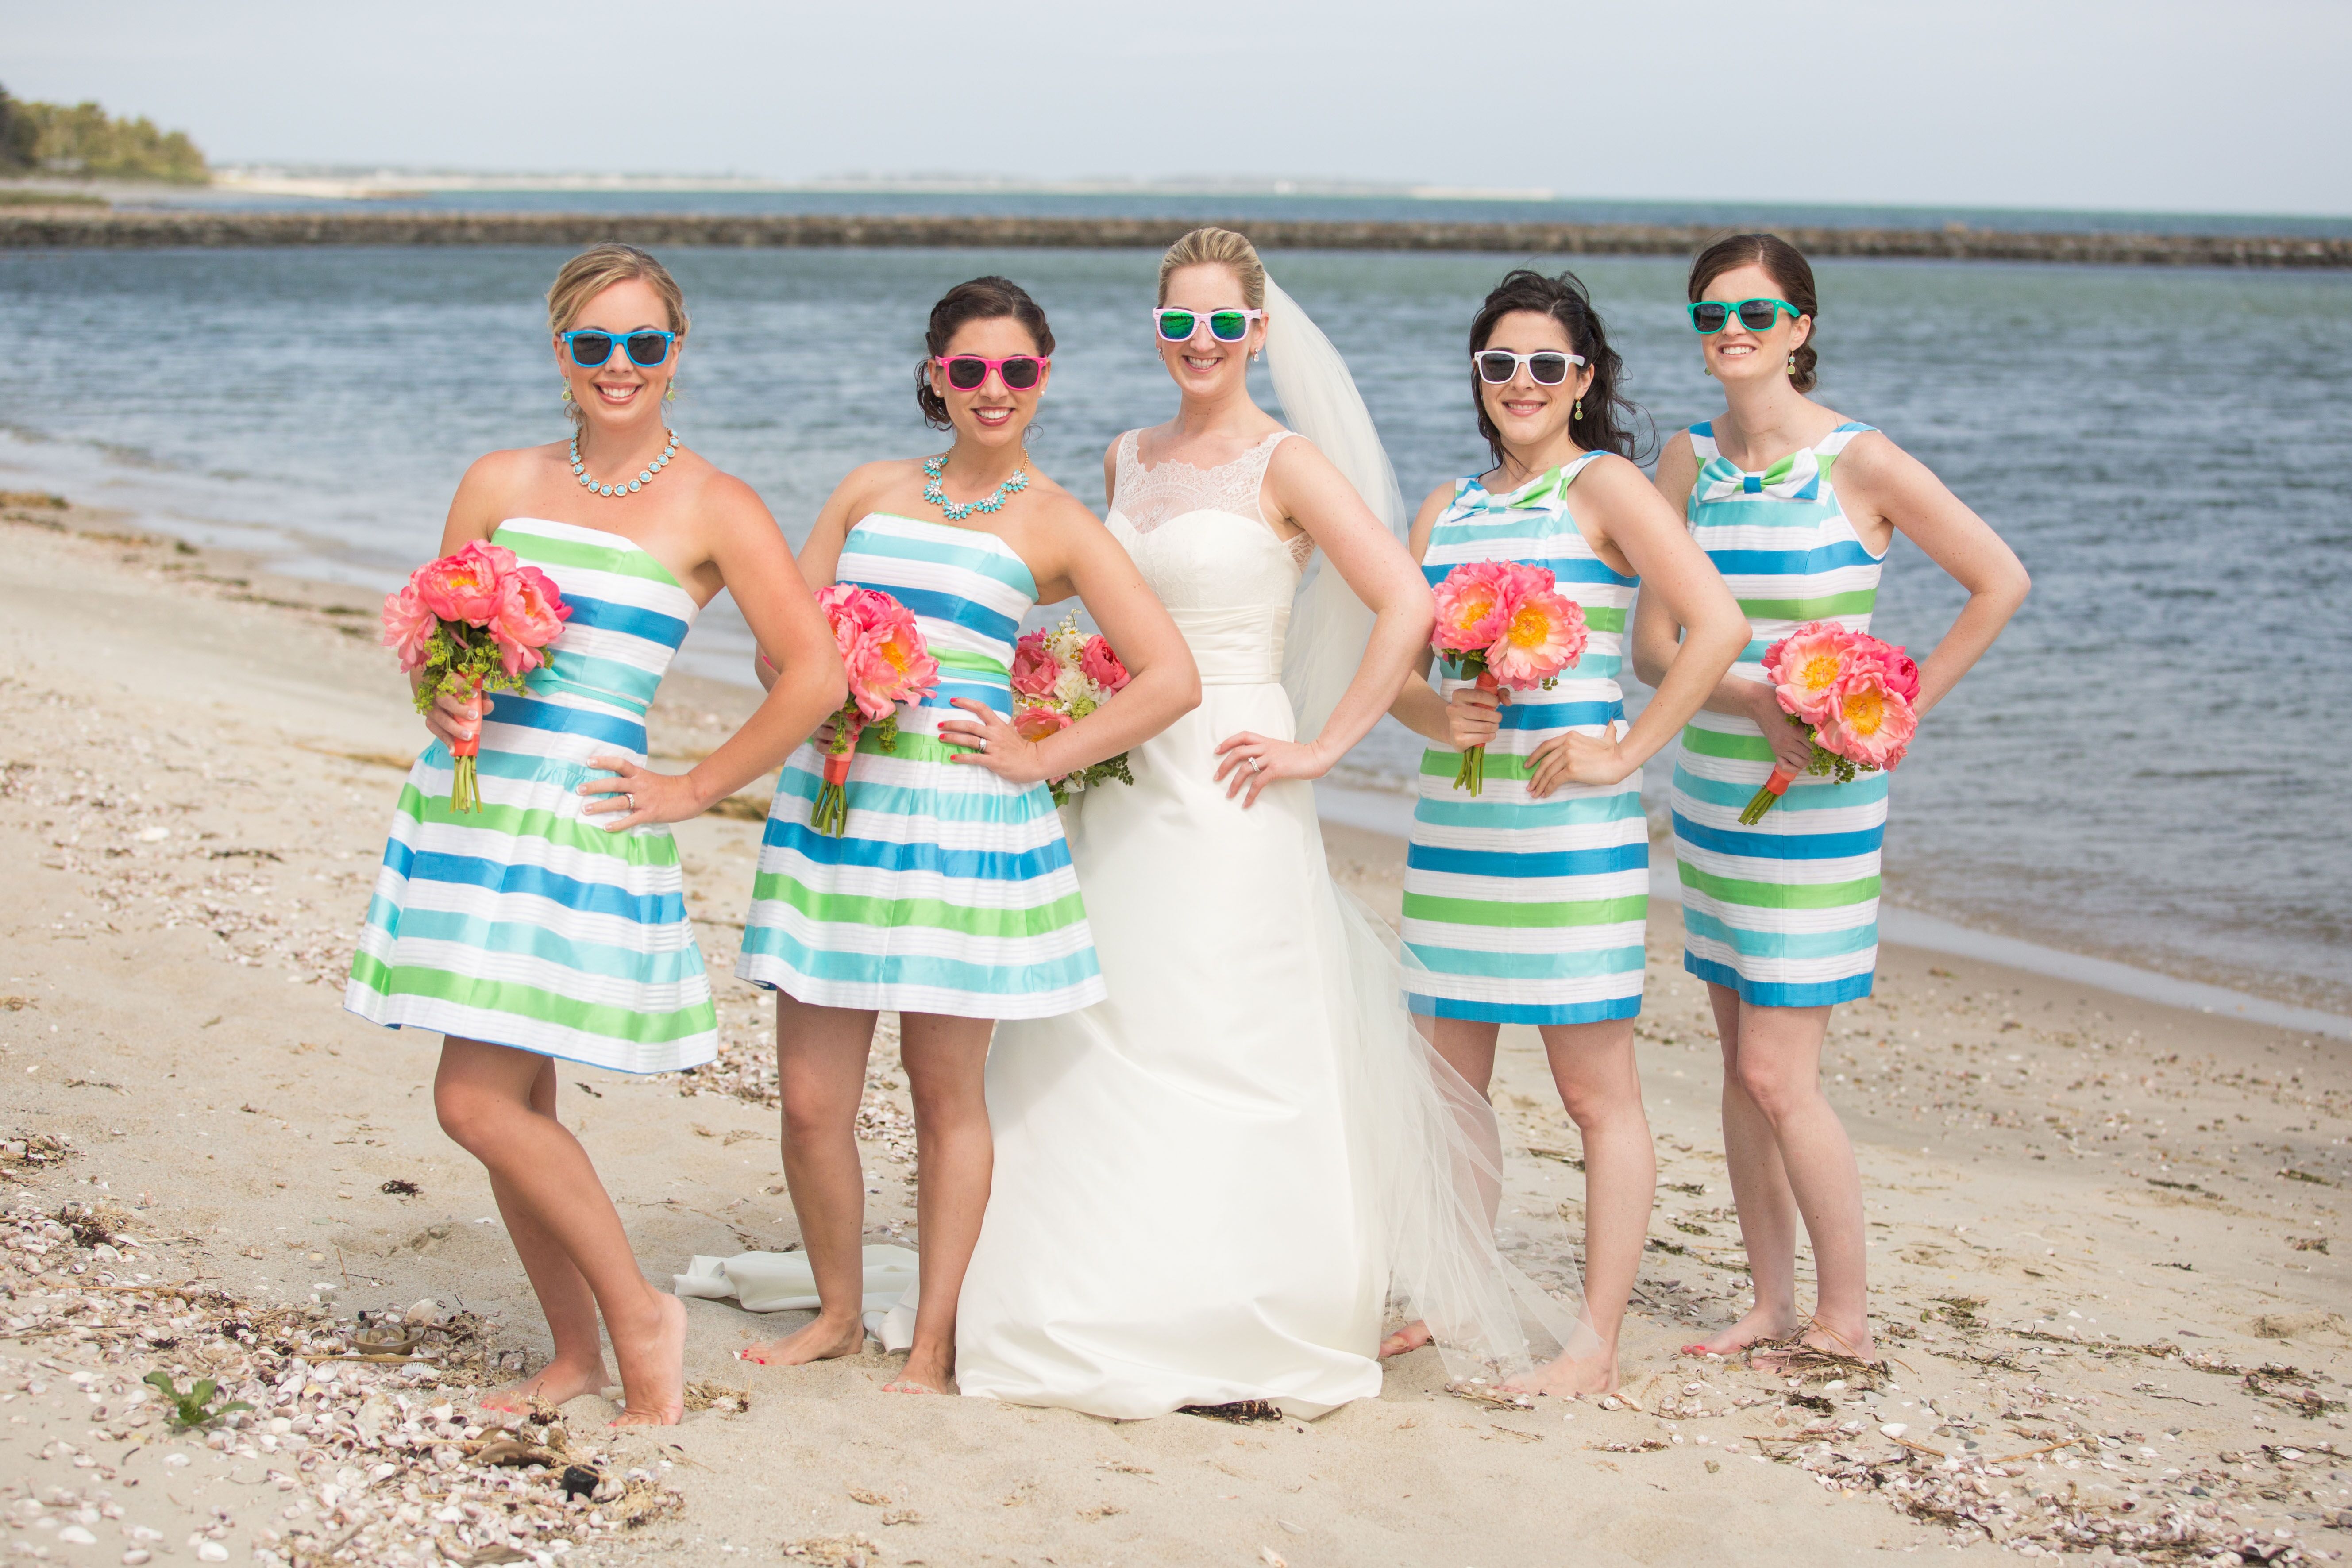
[1260,273,1604,1387]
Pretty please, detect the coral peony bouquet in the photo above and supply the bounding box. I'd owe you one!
[809,583,941,836]
[1010,613,1135,808]
[1739,620,1920,824]
[1429,560,1589,796]
[382,540,572,813]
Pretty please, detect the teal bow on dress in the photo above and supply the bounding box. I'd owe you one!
[1696,447,1823,504]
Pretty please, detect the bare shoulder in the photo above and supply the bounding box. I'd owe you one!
[828,456,922,513]
[459,442,558,497]
[688,465,778,534]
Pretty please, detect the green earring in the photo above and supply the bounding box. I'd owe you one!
[1786,353,1797,376]
[1572,397,1583,420]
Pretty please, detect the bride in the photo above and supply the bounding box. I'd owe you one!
[949,228,1596,1417]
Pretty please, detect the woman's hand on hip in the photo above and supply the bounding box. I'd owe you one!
[1526,730,1636,798]
[579,755,702,832]
[1211,732,1326,809]
[939,698,1050,785]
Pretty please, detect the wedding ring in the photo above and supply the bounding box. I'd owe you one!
[976,736,988,751]
[1249,755,1264,771]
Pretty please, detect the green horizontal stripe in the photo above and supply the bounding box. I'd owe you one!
[1581,605,1627,633]
[1417,749,1535,781]
[397,784,682,864]
[752,872,1089,940]
[933,647,1010,676]
[1677,861,1881,909]
[348,952,714,1041]
[1735,589,1877,620]
[1402,891,1648,929]
[1677,726,1777,762]
[500,529,681,590]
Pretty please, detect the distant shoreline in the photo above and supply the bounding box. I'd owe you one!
[5,208,2349,266]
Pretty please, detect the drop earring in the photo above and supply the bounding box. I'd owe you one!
[1572,397,1583,420]
[1786,353,1797,376]
[561,385,574,405]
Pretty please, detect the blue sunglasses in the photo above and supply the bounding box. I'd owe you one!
[561,326,676,368]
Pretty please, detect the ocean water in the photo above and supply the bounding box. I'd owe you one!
[1,244,2346,1013]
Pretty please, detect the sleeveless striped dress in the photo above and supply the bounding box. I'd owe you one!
[1670,421,1889,1009]
[1402,456,1648,1026]
[735,513,1106,1019]
[344,518,719,1073]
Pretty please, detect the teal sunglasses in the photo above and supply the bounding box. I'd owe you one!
[1687,298,1802,334]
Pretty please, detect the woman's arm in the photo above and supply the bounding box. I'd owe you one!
[751,463,886,692]
[937,498,1199,783]
[1836,434,2029,716]
[1210,437,1433,806]
[1523,456,1748,796]
[585,478,848,830]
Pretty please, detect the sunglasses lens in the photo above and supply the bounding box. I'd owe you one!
[1527,354,1572,385]
[1474,352,1517,383]
[1208,311,1250,341]
[1157,310,1197,342]
[569,331,615,366]
[1690,304,1729,334]
[945,357,987,390]
[999,357,1042,390]
[624,331,670,366]
[1738,301,1783,331]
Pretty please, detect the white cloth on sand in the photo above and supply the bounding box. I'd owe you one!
[674,1247,921,1352]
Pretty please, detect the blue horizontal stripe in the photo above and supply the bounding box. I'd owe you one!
[395,848,685,926]
[1420,555,1635,589]
[1411,791,1646,829]
[918,675,1013,713]
[763,817,1072,881]
[856,580,1020,647]
[1670,810,1884,862]
[1681,907,1881,962]
[559,592,690,650]
[737,924,1099,998]
[1404,942,1646,980]
[374,905,702,985]
[538,651,661,708]
[1493,699,1623,732]
[1704,540,1883,576]
[1407,841,1648,879]
[479,693,648,752]
[1683,952,1874,1009]
[1407,993,1643,1025]
[1671,767,1887,811]
[771,757,1058,825]
[846,521,1041,600]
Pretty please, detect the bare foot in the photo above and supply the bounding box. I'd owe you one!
[609,1292,687,1429]
[735,1312,868,1368]
[1504,1342,1619,1398]
[1379,1321,1432,1359]
[1753,1318,1877,1368]
[478,1360,608,1414]
[883,1343,952,1395]
[1681,1304,1802,1358]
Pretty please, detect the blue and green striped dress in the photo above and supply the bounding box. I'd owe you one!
[736,513,1106,1019]
[1670,421,1888,1008]
[344,518,719,1073]
[1402,455,1649,1026]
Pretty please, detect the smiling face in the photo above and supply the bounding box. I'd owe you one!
[554,276,680,431]
[928,315,1048,452]
[1477,308,1597,458]
[1696,261,1811,389]
[1156,262,1265,401]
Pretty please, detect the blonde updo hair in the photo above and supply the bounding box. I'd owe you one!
[1156,227,1265,308]
[545,243,690,427]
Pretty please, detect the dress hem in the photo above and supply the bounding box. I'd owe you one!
[735,964,1108,1021]
[340,990,717,1075]
[1406,993,1642,1026]
[1681,953,1874,1009]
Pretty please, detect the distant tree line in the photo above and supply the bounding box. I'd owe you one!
[0,84,208,183]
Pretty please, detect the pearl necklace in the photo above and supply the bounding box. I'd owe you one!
[922,453,1028,520]
[571,429,680,499]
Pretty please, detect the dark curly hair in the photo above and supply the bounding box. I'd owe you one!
[1469,269,1650,467]
[1688,233,1820,393]
[915,276,1055,430]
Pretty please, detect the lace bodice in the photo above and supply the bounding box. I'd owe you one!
[1106,429,1307,684]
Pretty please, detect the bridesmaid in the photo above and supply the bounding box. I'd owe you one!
[345,243,848,1425]
[736,276,1197,1395]
[1387,269,1747,1393]
[1640,234,2028,1360]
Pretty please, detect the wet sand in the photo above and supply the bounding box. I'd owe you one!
[2,497,2346,1566]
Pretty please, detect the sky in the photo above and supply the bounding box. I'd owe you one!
[5,0,2349,216]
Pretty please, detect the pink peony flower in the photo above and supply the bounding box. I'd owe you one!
[1816,668,1918,770]
[1485,585,1588,688]
[1764,621,1861,726]
[1078,634,1130,693]
[844,594,940,722]
[1013,705,1073,745]
[379,583,438,671]
[1010,629,1059,699]
[413,540,514,626]
[1880,647,1921,705]
[1431,560,1523,653]
[488,564,572,677]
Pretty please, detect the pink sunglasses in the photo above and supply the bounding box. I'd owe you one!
[933,354,1049,392]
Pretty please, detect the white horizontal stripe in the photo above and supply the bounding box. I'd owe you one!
[752,846,1083,913]
[345,984,715,1075]
[744,968,1106,1021]
[1408,818,1650,854]
[1683,931,1878,986]
[1669,790,1889,836]
[1678,888,1882,936]
[1410,971,1645,1005]
[1673,840,1880,886]
[378,877,699,954]
[1402,917,1648,955]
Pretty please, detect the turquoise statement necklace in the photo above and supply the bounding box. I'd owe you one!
[923,452,1027,520]
[572,429,680,498]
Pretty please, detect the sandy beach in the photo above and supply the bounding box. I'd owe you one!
[2,494,2346,1567]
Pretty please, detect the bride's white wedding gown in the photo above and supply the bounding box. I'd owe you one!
[955,431,1446,1418]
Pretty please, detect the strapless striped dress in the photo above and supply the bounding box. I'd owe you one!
[735,512,1105,1019]
[1670,422,1889,1008]
[1402,455,1648,1025]
[344,518,719,1073]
